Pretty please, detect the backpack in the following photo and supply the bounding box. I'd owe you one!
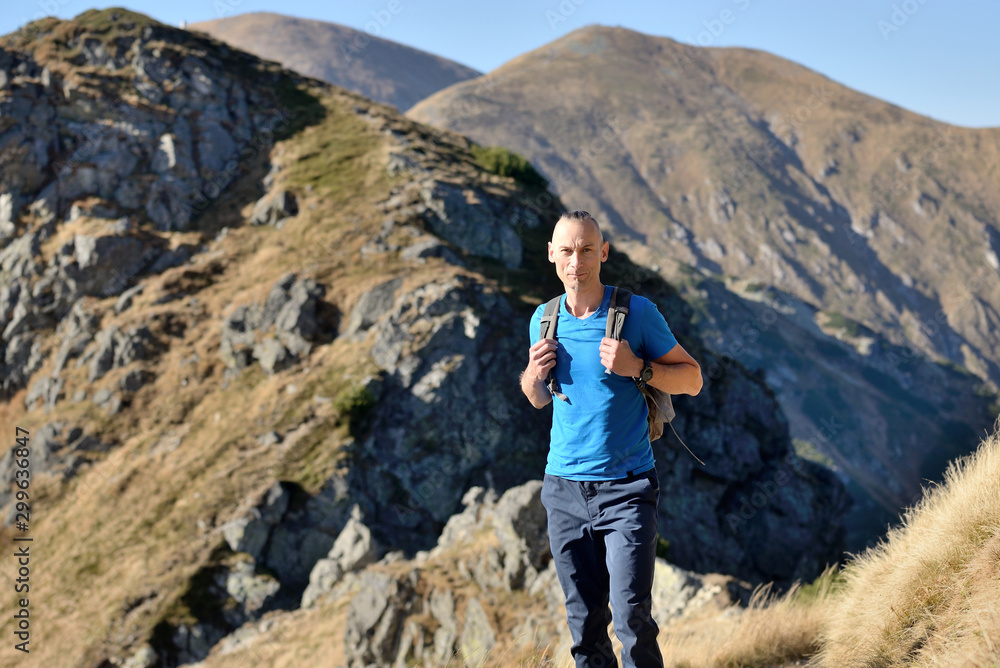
[538,286,704,465]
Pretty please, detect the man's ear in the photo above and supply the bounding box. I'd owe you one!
[601,241,609,262]
[548,241,556,263]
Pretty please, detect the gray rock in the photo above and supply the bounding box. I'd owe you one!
[220,305,260,370]
[260,273,297,328]
[329,507,379,572]
[53,302,97,375]
[301,507,379,607]
[0,192,16,240]
[91,387,121,415]
[24,376,62,412]
[429,587,459,665]
[0,281,22,334]
[418,181,522,269]
[219,274,329,373]
[400,238,465,266]
[69,232,146,296]
[114,283,144,314]
[196,118,237,175]
[1,334,42,398]
[300,559,344,609]
[249,189,298,227]
[145,244,192,275]
[145,175,193,231]
[87,327,118,382]
[0,232,40,278]
[346,277,402,335]
[119,368,152,393]
[459,598,495,668]
[344,571,415,668]
[121,645,157,668]
[2,300,31,342]
[264,523,336,588]
[273,276,324,340]
[221,560,280,621]
[221,483,290,561]
[170,622,225,666]
[491,480,548,590]
[253,337,290,375]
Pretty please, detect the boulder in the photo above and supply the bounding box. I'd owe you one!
[459,598,496,667]
[345,277,402,335]
[69,232,147,296]
[221,483,290,561]
[301,506,379,607]
[1,334,42,398]
[491,480,549,590]
[343,571,415,668]
[0,192,16,239]
[249,189,298,227]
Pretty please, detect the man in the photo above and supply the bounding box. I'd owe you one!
[521,211,703,668]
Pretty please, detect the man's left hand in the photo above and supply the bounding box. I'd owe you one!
[599,337,643,377]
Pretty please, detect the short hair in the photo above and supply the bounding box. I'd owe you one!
[556,210,603,242]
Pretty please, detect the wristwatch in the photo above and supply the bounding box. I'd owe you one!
[636,360,653,383]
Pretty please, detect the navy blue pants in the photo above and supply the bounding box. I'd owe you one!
[541,469,663,668]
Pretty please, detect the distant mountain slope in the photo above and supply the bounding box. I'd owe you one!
[409,24,1000,548]
[188,11,480,110]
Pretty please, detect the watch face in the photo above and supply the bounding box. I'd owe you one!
[641,364,653,383]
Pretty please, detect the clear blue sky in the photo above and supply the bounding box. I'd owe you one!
[4,0,998,128]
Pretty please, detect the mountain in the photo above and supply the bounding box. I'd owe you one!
[0,9,845,666]
[187,11,480,111]
[408,24,1000,548]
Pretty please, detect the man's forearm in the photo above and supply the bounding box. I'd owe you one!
[521,370,553,408]
[646,360,703,396]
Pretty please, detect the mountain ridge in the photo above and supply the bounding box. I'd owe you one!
[188,11,481,111]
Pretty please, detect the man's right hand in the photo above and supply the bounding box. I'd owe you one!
[521,338,558,408]
[525,338,558,383]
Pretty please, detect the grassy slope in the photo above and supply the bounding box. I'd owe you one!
[638,425,1000,668]
[0,86,379,667]
[0,60,550,662]
[819,426,1000,666]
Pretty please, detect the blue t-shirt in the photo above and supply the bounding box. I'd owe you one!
[528,285,679,480]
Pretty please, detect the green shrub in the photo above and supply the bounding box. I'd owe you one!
[655,535,671,560]
[334,383,375,430]
[470,145,548,190]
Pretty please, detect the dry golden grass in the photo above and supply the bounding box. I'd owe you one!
[654,573,833,668]
[818,427,1000,667]
[547,569,837,668]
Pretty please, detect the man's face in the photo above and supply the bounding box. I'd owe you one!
[548,219,609,293]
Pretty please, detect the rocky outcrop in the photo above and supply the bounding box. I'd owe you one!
[347,274,554,554]
[0,421,111,513]
[0,9,315,403]
[301,505,380,608]
[219,272,334,375]
[0,11,296,233]
[365,176,542,269]
[249,189,298,227]
[153,555,282,665]
[338,480,752,668]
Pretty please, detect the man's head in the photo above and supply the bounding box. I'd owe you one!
[548,210,609,293]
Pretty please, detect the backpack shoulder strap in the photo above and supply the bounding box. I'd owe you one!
[539,295,561,341]
[538,295,567,402]
[606,286,631,341]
